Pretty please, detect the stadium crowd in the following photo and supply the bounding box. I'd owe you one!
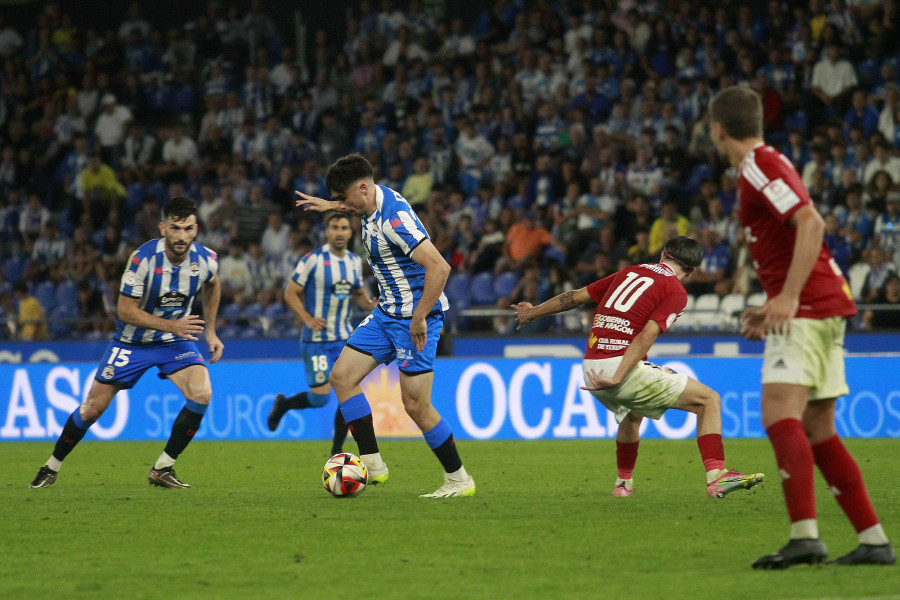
[1,0,900,341]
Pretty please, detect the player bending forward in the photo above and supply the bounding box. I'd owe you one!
[514,236,763,498]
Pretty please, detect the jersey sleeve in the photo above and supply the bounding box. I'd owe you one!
[291,252,315,287]
[351,255,363,290]
[120,250,149,298]
[586,273,616,303]
[750,152,811,224]
[647,282,687,333]
[203,245,219,282]
[382,209,429,255]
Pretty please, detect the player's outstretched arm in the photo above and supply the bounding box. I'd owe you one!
[581,321,661,390]
[117,295,204,341]
[294,190,351,213]
[202,277,224,363]
[513,287,591,330]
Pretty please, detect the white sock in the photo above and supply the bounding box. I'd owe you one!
[859,524,889,545]
[154,452,176,470]
[615,477,633,490]
[361,452,385,469]
[790,518,819,540]
[446,465,469,482]
[706,468,727,484]
[47,456,62,471]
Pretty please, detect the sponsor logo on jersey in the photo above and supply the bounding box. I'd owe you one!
[158,291,188,310]
[332,279,353,299]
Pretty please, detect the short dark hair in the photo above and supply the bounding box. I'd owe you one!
[709,86,763,140]
[662,235,703,270]
[162,196,198,221]
[325,154,375,196]
[325,211,352,226]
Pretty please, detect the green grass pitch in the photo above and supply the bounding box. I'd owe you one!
[3,439,898,599]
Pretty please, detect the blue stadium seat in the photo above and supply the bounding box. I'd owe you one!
[34,281,57,313]
[55,280,77,309]
[493,271,519,299]
[263,302,287,320]
[221,303,243,320]
[445,273,471,305]
[3,256,27,285]
[469,272,496,305]
[218,324,241,339]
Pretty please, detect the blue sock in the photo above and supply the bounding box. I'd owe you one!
[308,391,332,408]
[71,409,95,430]
[184,398,208,414]
[423,419,452,449]
[339,393,372,422]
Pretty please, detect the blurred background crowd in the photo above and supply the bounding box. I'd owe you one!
[1,0,899,341]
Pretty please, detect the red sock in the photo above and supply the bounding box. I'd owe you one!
[812,434,880,533]
[616,441,639,479]
[766,419,816,523]
[697,433,725,472]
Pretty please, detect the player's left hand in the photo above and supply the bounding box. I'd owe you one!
[580,368,622,391]
[410,316,427,352]
[206,333,224,363]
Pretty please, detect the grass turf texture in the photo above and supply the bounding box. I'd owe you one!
[3,439,898,600]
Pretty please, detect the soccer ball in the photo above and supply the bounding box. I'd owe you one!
[322,453,368,497]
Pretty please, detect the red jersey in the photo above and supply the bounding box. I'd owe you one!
[584,262,686,359]
[737,143,856,319]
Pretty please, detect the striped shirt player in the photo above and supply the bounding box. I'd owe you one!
[29,196,224,491]
[116,238,219,346]
[291,244,365,343]
[295,154,476,499]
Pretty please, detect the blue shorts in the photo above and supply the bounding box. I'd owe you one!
[301,340,345,388]
[95,339,207,389]
[346,309,443,375]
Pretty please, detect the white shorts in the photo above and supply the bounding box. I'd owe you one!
[761,316,849,400]
[582,357,688,423]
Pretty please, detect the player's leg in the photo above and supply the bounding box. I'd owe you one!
[329,345,386,479]
[398,370,475,498]
[752,382,828,569]
[805,398,895,565]
[613,412,641,497]
[149,364,212,489]
[269,342,339,431]
[331,402,350,457]
[29,380,119,488]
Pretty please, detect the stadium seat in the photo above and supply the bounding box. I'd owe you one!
[48,305,77,339]
[693,293,721,312]
[493,271,519,299]
[218,324,241,339]
[34,281,57,313]
[683,294,695,312]
[719,293,746,317]
[746,292,767,308]
[469,272,496,305]
[221,303,243,320]
[263,302,286,321]
[445,273,471,305]
[3,256,27,285]
[55,280,78,309]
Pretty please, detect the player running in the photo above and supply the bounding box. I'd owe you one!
[710,86,895,568]
[514,236,764,499]
[295,154,475,498]
[30,196,223,489]
[267,212,377,456]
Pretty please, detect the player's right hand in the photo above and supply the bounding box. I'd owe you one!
[304,316,327,331]
[173,314,205,341]
[512,302,534,330]
[295,191,350,212]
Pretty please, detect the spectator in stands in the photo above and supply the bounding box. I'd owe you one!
[863,142,900,185]
[685,226,732,296]
[496,260,543,333]
[862,274,900,330]
[864,170,895,214]
[649,202,691,255]
[401,156,433,210]
[94,94,132,168]
[158,124,199,182]
[234,184,276,244]
[79,153,126,228]
[810,41,857,120]
[18,192,50,245]
[13,282,47,341]
[494,210,561,275]
[261,212,290,261]
[219,240,252,303]
[862,247,897,303]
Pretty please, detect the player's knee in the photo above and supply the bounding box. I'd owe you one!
[191,385,212,405]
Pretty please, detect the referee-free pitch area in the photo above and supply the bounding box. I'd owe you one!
[4,439,898,600]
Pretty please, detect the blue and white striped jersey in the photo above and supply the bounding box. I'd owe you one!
[291,244,364,342]
[361,185,449,319]
[116,238,219,344]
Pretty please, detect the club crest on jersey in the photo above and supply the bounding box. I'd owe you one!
[159,290,188,310]
[101,366,115,379]
[190,262,200,276]
[122,270,138,287]
[332,279,352,299]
